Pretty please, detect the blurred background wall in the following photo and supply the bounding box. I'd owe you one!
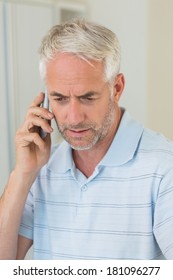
[1,0,173,195]
[148,0,173,140]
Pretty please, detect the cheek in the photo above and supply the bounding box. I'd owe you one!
[96,101,114,118]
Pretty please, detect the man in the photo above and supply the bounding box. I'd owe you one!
[0,18,173,260]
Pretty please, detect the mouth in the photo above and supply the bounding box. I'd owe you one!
[66,128,90,137]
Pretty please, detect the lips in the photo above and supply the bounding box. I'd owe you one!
[67,128,90,137]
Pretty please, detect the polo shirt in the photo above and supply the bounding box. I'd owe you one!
[19,110,173,259]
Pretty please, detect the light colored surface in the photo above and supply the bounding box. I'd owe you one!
[147,0,173,140]
[0,2,11,194]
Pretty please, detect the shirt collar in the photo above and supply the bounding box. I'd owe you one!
[47,110,144,173]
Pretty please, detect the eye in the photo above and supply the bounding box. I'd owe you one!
[82,97,93,101]
[55,96,69,103]
[80,95,96,103]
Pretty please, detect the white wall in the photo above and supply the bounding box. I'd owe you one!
[0,2,11,194]
[148,0,173,140]
[0,1,54,193]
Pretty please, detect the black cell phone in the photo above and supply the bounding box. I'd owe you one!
[40,90,49,139]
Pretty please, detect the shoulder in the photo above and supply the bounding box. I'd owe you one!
[140,128,173,153]
[138,127,173,167]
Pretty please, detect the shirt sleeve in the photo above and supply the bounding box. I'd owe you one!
[153,168,173,259]
[19,189,34,240]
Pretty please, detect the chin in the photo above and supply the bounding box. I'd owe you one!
[71,145,92,151]
[69,140,96,151]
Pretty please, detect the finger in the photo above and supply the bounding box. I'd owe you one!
[27,106,54,120]
[20,114,53,135]
[30,92,45,107]
[27,115,53,133]
[16,131,46,149]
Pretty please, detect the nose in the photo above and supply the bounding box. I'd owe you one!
[66,99,85,125]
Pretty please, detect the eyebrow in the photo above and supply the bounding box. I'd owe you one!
[50,92,64,97]
[49,91,100,98]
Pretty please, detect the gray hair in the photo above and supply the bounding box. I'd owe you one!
[39,18,121,83]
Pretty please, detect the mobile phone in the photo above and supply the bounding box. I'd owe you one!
[40,89,49,139]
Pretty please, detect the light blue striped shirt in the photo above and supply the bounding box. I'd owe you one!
[19,110,173,259]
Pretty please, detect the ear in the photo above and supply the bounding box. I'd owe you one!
[113,73,125,102]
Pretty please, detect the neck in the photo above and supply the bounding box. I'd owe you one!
[73,108,122,177]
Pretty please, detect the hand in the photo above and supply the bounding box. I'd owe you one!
[14,92,54,176]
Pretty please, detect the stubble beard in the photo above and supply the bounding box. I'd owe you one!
[56,98,116,151]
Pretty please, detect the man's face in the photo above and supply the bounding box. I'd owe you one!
[45,53,123,151]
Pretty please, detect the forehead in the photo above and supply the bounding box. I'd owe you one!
[45,53,105,87]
